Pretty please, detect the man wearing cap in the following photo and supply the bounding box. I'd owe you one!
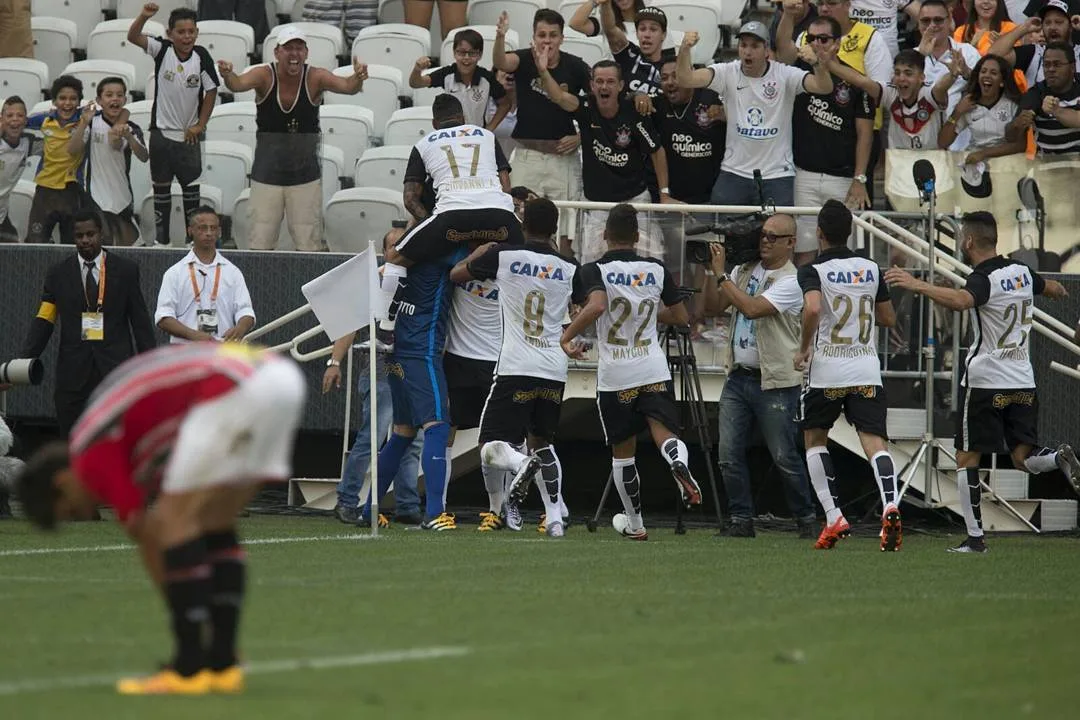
[676,22,835,209]
[989,0,1080,88]
[217,27,369,251]
[595,0,671,99]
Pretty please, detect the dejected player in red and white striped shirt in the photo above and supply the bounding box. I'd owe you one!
[17,342,306,695]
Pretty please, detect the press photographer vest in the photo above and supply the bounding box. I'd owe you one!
[720,260,803,390]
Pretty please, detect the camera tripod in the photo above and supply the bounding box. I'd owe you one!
[585,323,725,534]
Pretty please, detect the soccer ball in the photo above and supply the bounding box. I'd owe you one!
[611,512,629,535]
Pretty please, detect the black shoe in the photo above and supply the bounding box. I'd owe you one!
[394,511,422,525]
[334,504,361,525]
[796,518,817,540]
[722,518,756,538]
[947,536,989,554]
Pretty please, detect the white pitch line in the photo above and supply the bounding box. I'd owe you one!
[0,646,470,696]
[0,533,378,558]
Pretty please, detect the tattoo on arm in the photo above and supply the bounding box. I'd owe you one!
[404,181,429,221]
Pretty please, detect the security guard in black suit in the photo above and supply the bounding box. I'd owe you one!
[21,209,157,434]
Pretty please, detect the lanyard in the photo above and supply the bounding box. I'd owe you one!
[188,262,222,309]
[85,255,106,311]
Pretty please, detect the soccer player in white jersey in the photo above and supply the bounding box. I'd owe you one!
[377,94,523,337]
[885,212,1080,554]
[795,200,902,552]
[561,204,701,541]
[451,198,578,537]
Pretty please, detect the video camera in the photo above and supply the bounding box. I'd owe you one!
[684,170,773,270]
[0,358,44,386]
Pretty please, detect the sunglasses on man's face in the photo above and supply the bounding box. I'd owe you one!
[806,33,836,43]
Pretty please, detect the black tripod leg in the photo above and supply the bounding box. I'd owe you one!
[587,470,614,533]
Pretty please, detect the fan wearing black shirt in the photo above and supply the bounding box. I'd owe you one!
[537,49,674,264]
[596,0,671,101]
[792,17,872,266]
[493,9,592,255]
[653,57,725,205]
[1008,42,1080,155]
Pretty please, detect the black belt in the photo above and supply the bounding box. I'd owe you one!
[731,366,762,377]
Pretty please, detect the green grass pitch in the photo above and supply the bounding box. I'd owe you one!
[0,515,1075,719]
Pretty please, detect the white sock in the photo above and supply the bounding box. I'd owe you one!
[1024,447,1058,474]
[481,441,529,472]
[957,467,984,537]
[481,463,503,513]
[870,450,898,511]
[378,262,407,330]
[806,446,842,525]
[612,457,644,532]
[535,446,563,528]
[659,437,688,467]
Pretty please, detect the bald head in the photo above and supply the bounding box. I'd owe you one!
[763,214,796,237]
[758,213,797,268]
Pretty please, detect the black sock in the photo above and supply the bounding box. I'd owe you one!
[153,185,172,244]
[204,530,246,671]
[163,538,211,677]
[181,184,200,227]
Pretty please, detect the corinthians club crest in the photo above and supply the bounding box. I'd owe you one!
[614,125,632,147]
[762,81,777,100]
[695,104,711,128]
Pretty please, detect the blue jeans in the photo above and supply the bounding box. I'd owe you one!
[716,371,815,522]
[710,170,795,209]
[337,367,422,515]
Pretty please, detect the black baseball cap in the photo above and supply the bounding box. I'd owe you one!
[636,7,668,33]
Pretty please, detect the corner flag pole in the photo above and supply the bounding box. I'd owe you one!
[369,239,380,538]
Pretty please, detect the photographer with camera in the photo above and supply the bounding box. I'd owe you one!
[704,214,816,538]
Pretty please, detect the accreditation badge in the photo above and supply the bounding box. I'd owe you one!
[81,312,104,341]
[197,308,219,334]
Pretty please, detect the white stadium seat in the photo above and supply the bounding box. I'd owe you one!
[28,99,52,115]
[231,187,296,250]
[197,20,256,77]
[377,0,442,57]
[31,16,78,80]
[319,104,375,171]
[440,26,517,70]
[199,141,253,218]
[383,106,433,148]
[325,187,407,254]
[87,19,166,95]
[324,64,401,141]
[124,98,153,133]
[128,153,152,220]
[32,0,104,51]
[117,0,194,18]
[652,1,721,65]
[319,144,346,208]
[467,0,545,46]
[562,29,609,67]
[6,180,37,242]
[410,85,442,107]
[351,24,431,95]
[206,101,257,152]
[263,22,343,70]
[0,58,49,105]
[352,145,411,192]
[139,182,223,247]
[62,60,138,101]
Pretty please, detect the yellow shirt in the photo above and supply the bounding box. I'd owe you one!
[25,108,84,190]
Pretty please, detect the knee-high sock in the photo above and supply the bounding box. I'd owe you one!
[1024,447,1059,474]
[612,457,644,532]
[481,463,504,513]
[364,432,413,517]
[480,440,530,473]
[957,467,984,538]
[181,184,200,232]
[659,437,688,467]
[377,263,408,331]
[162,538,212,677]
[806,446,842,525]
[153,184,172,244]
[534,445,563,527]
[203,531,246,671]
[421,422,451,518]
[871,451,898,510]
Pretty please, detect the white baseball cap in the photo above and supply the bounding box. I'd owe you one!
[276,25,307,47]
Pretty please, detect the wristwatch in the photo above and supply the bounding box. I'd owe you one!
[854,174,868,184]
[326,358,341,367]
[716,273,730,285]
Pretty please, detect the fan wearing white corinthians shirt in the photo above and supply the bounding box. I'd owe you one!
[561,204,701,541]
[676,22,835,209]
[0,97,35,242]
[377,94,522,337]
[795,200,903,553]
[450,198,578,538]
[884,211,1080,554]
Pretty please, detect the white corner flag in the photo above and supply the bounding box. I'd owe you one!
[301,246,384,342]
